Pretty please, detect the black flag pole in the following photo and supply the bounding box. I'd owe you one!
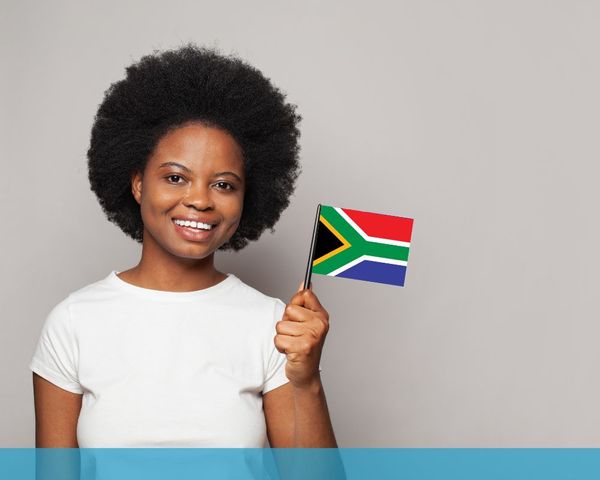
[303,203,321,291]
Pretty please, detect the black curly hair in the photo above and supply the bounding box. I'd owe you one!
[87,43,302,251]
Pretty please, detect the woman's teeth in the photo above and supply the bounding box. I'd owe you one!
[173,219,214,230]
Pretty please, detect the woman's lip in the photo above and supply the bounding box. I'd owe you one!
[172,219,216,241]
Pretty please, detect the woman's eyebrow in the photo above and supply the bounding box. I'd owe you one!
[159,161,192,173]
[213,171,243,182]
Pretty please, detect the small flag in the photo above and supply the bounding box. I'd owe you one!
[304,204,414,288]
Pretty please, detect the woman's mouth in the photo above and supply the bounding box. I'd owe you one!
[172,218,217,241]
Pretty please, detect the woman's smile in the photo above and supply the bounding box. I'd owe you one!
[171,217,218,242]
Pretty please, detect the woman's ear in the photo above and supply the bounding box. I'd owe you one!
[131,170,143,205]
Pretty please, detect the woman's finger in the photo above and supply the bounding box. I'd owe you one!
[283,304,312,323]
[276,319,305,336]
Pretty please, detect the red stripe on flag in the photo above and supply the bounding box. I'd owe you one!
[341,208,413,242]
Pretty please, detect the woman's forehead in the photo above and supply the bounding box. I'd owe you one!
[148,123,245,175]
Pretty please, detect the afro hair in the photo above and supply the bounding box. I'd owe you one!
[87,43,302,251]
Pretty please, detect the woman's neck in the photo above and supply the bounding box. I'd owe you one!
[117,232,226,293]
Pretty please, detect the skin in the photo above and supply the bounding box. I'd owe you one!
[33,374,81,447]
[33,121,337,449]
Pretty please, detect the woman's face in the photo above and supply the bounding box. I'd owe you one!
[131,122,245,260]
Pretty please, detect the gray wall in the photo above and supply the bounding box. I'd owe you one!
[2,0,599,447]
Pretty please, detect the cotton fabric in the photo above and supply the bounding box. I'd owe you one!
[29,271,295,447]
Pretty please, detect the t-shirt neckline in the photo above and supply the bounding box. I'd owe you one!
[107,270,238,301]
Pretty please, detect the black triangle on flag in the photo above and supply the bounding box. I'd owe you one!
[313,218,345,263]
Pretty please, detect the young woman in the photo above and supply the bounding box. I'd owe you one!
[30,44,337,448]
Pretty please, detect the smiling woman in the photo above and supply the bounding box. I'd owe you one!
[29,43,338,451]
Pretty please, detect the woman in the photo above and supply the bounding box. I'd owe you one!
[30,43,337,448]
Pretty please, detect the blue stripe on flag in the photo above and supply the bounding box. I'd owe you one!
[335,260,407,286]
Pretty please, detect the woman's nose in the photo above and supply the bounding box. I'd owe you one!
[182,182,214,210]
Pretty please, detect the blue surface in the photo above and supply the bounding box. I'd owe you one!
[3,448,600,479]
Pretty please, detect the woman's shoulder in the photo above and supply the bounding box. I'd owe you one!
[228,274,286,311]
[65,271,119,303]
[43,271,123,320]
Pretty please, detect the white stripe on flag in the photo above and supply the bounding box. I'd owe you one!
[327,255,408,277]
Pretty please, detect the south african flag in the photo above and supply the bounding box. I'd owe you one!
[311,205,414,287]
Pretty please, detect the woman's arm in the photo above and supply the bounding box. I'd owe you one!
[266,282,338,447]
[32,372,82,447]
[263,376,337,448]
[291,374,337,447]
[264,380,345,480]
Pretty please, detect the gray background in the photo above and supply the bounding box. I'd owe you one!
[2,0,599,447]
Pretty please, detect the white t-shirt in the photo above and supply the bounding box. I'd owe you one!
[29,270,297,448]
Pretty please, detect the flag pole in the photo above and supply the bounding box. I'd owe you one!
[303,203,321,291]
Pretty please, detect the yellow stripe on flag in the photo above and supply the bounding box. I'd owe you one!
[312,215,351,266]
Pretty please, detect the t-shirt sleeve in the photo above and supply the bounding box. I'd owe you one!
[262,299,290,394]
[262,298,323,395]
[29,296,83,394]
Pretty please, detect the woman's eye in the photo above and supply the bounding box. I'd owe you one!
[165,176,233,190]
[167,175,183,184]
[215,181,234,190]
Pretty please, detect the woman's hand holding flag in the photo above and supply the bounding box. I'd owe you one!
[274,281,329,389]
